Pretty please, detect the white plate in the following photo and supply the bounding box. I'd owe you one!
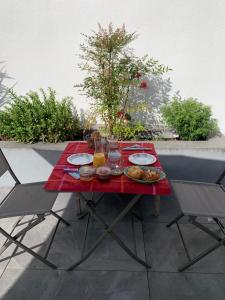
[128,153,157,165]
[67,153,93,165]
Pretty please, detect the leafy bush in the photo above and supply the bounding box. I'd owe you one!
[0,88,80,143]
[161,97,219,140]
[112,122,146,140]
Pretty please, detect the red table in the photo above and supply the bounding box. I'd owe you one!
[45,141,171,270]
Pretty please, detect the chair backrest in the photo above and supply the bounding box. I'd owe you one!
[0,149,20,205]
[216,169,225,188]
[0,149,20,184]
[0,149,9,178]
[0,149,57,218]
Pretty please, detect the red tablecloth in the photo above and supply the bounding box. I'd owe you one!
[44,141,171,195]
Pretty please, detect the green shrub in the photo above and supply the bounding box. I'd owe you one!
[0,88,80,143]
[112,122,146,140]
[161,97,219,140]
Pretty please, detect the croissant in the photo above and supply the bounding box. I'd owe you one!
[143,170,160,181]
[127,166,144,180]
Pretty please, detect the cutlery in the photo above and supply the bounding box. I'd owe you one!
[64,168,79,173]
[122,146,152,151]
[68,172,80,179]
[64,168,80,179]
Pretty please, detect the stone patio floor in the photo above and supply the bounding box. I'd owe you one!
[0,148,225,300]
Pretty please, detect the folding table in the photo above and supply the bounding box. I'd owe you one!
[45,141,171,270]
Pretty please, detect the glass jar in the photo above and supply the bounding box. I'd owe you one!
[96,166,111,181]
[93,139,106,168]
[79,166,95,181]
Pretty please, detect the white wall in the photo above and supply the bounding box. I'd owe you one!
[0,0,225,133]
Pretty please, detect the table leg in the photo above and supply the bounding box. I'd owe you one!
[114,193,143,221]
[68,193,151,270]
[154,195,160,217]
[75,193,88,219]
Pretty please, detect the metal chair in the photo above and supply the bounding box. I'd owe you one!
[167,169,225,271]
[0,148,70,269]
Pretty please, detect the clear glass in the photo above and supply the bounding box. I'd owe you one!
[108,140,123,175]
[93,139,106,167]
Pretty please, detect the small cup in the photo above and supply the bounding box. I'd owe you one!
[96,166,111,181]
[111,165,124,176]
[79,166,95,181]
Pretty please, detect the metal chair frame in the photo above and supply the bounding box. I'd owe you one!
[167,169,225,272]
[0,149,70,269]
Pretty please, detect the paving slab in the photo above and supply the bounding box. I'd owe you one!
[2,148,53,184]
[0,269,149,300]
[0,216,34,277]
[1,135,225,150]
[159,155,225,183]
[144,222,225,273]
[6,214,58,270]
[48,219,146,271]
[148,272,225,300]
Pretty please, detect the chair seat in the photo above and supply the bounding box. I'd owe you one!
[171,180,225,218]
[0,182,57,218]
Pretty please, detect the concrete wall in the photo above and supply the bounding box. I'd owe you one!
[0,0,225,133]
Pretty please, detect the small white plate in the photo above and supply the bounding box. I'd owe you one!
[67,153,93,165]
[128,153,157,165]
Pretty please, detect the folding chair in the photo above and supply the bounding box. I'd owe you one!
[167,168,225,271]
[0,149,70,269]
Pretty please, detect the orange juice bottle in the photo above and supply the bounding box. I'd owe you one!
[93,139,106,167]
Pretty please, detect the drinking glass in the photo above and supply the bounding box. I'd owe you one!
[93,139,106,167]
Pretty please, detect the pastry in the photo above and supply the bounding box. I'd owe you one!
[127,166,144,180]
[143,170,160,181]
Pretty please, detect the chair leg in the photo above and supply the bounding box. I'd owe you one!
[50,210,70,226]
[0,227,57,269]
[179,239,224,272]
[173,217,225,272]
[166,213,184,228]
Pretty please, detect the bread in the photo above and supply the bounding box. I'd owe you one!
[127,166,144,180]
[143,170,160,181]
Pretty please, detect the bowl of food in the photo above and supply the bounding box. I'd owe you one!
[96,166,111,181]
[79,166,96,181]
[124,166,166,184]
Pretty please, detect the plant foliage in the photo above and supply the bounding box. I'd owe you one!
[0,88,80,143]
[112,122,146,140]
[76,23,171,136]
[161,97,219,140]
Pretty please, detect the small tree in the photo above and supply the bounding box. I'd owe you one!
[161,97,219,140]
[76,24,170,136]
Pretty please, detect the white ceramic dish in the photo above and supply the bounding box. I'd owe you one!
[128,153,157,165]
[67,153,93,166]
